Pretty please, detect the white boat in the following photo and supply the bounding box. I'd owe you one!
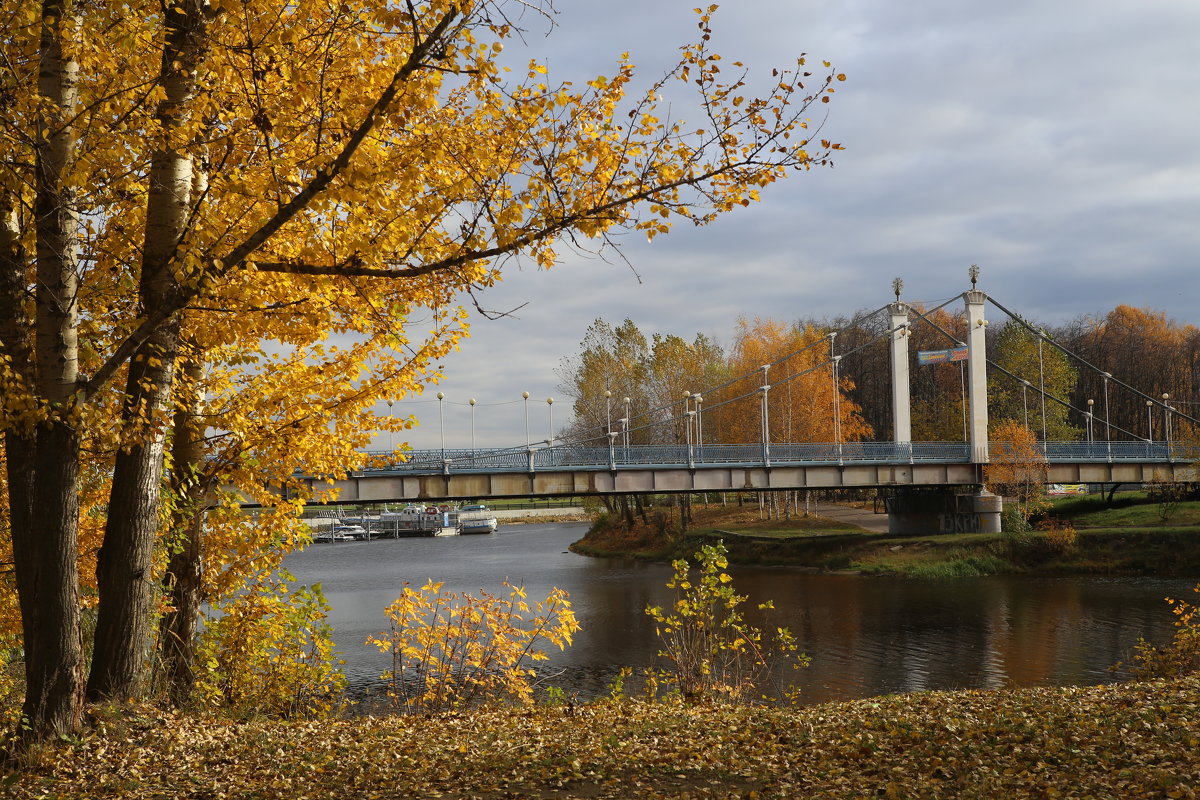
[314,525,360,543]
[332,524,368,541]
[456,504,498,535]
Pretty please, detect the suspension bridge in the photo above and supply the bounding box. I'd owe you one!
[290,275,1199,531]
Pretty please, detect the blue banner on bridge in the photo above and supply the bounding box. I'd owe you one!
[917,346,968,365]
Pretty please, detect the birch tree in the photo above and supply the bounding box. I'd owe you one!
[0,0,844,738]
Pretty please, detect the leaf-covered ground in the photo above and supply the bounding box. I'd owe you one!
[10,677,1199,799]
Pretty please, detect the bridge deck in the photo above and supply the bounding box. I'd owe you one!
[352,441,1193,475]
[282,442,1197,505]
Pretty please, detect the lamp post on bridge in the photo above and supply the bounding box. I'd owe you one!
[1146,400,1154,444]
[436,391,445,462]
[832,355,843,462]
[386,398,393,453]
[760,365,771,466]
[685,410,696,469]
[547,397,555,446]
[604,390,612,444]
[827,331,842,458]
[1162,394,1172,455]
[469,398,476,463]
[1086,398,1094,447]
[682,390,692,448]
[1102,372,1112,460]
[623,396,631,454]
[522,391,530,448]
[681,391,704,464]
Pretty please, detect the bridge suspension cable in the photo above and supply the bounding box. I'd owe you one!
[985,295,1200,431]
[910,297,1148,443]
[385,284,1195,462]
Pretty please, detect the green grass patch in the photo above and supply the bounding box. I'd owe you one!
[1050,493,1200,528]
[862,550,1014,579]
[1071,501,1200,528]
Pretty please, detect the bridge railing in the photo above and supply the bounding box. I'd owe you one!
[343,439,1200,477]
[356,441,976,474]
[1042,441,1198,462]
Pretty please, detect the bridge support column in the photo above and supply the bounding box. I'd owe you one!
[971,489,1002,533]
[889,300,912,448]
[884,488,1002,535]
[965,288,989,463]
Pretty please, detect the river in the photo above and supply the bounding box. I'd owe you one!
[284,522,1191,705]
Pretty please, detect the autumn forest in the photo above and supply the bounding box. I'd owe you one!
[559,305,1200,450]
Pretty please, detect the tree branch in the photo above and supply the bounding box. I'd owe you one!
[81,6,462,401]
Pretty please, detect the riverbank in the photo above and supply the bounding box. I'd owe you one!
[495,506,590,524]
[571,495,1200,577]
[11,676,1199,798]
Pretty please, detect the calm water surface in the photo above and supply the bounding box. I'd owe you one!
[284,522,1191,704]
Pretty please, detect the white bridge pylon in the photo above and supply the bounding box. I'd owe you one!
[889,281,990,464]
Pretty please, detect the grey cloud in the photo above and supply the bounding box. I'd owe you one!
[392,0,1199,449]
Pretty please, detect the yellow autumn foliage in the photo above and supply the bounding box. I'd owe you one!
[1,0,844,731]
[370,580,580,713]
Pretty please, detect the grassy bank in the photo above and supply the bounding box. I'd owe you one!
[10,677,1199,798]
[572,496,1200,577]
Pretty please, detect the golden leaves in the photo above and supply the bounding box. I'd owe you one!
[12,677,1200,798]
[2,0,848,665]
[371,580,581,713]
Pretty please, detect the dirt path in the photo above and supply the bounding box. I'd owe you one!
[809,502,890,533]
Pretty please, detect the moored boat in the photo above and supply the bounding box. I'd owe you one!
[332,524,368,541]
[376,505,457,536]
[456,504,498,534]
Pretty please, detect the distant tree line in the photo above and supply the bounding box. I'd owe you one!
[559,304,1199,447]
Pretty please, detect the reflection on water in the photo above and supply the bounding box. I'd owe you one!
[284,522,1190,704]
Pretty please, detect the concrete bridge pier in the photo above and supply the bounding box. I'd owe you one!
[884,487,1002,535]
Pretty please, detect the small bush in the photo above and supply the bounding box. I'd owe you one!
[1037,517,1078,554]
[1001,505,1032,534]
[370,580,579,714]
[1147,480,1186,523]
[1127,585,1200,679]
[646,542,808,703]
[193,577,345,718]
[904,552,1011,579]
[823,554,853,571]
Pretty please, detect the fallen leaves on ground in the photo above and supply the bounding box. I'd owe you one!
[8,677,1199,799]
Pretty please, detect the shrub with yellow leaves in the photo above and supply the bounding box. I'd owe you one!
[1036,516,1078,555]
[1129,585,1200,680]
[192,576,345,718]
[646,542,808,703]
[0,635,23,731]
[370,580,579,714]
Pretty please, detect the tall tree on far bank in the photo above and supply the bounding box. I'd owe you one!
[644,332,727,445]
[0,0,846,738]
[1060,305,1199,441]
[985,419,1049,529]
[558,319,652,445]
[987,322,1079,442]
[717,317,871,446]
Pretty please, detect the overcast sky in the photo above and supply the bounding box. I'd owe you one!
[383,0,1200,451]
